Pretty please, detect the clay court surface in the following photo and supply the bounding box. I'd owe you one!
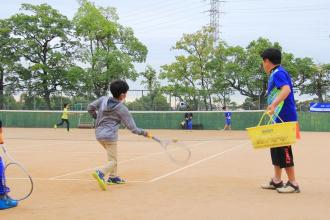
[0,128,329,220]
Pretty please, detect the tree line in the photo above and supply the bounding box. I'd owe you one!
[0,1,329,110]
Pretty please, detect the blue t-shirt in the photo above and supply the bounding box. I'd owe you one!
[224,112,232,120]
[267,66,297,122]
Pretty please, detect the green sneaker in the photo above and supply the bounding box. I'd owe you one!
[92,170,107,191]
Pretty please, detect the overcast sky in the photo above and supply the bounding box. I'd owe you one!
[1,0,329,101]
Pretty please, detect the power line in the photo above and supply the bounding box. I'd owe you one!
[118,0,203,20]
[132,14,208,34]
[122,4,208,25]
[225,5,330,13]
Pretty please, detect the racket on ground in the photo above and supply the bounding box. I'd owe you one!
[151,136,191,165]
[0,123,33,201]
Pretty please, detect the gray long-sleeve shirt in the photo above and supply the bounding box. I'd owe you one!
[87,96,146,141]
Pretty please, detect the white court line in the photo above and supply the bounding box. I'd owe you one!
[7,177,146,183]
[48,151,176,180]
[48,141,207,180]
[9,141,247,184]
[10,150,104,154]
[149,141,247,183]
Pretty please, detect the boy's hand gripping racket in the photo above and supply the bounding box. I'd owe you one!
[148,134,191,165]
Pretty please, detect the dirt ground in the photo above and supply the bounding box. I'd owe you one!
[0,128,329,220]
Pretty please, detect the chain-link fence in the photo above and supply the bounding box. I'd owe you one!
[0,88,328,111]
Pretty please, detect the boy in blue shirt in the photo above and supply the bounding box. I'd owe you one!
[260,48,300,193]
[222,106,232,130]
[184,112,193,130]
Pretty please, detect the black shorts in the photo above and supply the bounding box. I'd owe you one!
[270,146,294,168]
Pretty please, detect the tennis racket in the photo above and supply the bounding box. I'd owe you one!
[0,122,33,201]
[150,136,191,165]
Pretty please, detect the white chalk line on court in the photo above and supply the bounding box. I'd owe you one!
[9,150,105,154]
[47,153,168,180]
[47,141,217,180]
[149,141,248,183]
[9,141,247,184]
[7,177,146,183]
[6,129,240,143]
[9,138,236,154]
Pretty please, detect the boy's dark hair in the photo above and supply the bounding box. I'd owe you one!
[110,80,129,98]
[64,103,68,108]
[260,48,282,65]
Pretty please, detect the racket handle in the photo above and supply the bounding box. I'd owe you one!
[147,134,162,144]
[145,132,153,139]
[151,136,161,143]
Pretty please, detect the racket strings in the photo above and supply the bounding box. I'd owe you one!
[1,145,34,201]
[160,140,191,164]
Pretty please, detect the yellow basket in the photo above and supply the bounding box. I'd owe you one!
[246,112,298,149]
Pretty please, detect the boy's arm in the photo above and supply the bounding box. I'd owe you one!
[87,97,103,119]
[267,71,292,114]
[267,85,291,114]
[118,107,148,136]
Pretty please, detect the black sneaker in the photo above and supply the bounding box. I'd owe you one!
[107,176,126,185]
[277,181,300,193]
[261,179,284,190]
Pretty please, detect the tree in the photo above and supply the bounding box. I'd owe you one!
[161,27,215,110]
[175,27,215,110]
[296,98,319,112]
[73,0,147,97]
[210,41,234,108]
[240,97,261,110]
[0,19,25,109]
[160,55,200,110]
[300,64,330,102]
[128,65,171,111]
[281,55,316,88]
[140,65,160,109]
[126,93,171,111]
[223,38,282,107]
[1,95,21,110]
[19,93,44,110]
[9,3,80,109]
